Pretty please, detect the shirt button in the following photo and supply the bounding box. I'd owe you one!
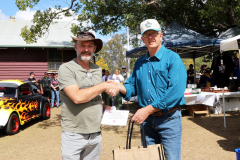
[148,89,149,91]
[149,71,150,72]
[148,100,150,101]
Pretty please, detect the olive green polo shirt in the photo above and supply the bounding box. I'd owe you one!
[58,59,102,134]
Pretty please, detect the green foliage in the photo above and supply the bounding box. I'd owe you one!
[16,0,40,10]
[17,0,82,43]
[16,0,240,46]
[182,57,211,73]
[97,33,127,75]
[129,58,137,73]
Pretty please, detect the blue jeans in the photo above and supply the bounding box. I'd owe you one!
[51,90,59,107]
[141,109,182,160]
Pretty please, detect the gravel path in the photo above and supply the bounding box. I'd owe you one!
[0,105,239,160]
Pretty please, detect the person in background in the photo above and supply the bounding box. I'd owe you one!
[199,64,207,87]
[121,66,128,83]
[211,53,234,88]
[204,67,214,88]
[102,70,112,82]
[187,64,194,84]
[102,69,106,77]
[40,71,51,102]
[121,66,128,104]
[28,72,36,85]
[51,73,60,108]
[112,69,124,83]
[107,19,187,160]
[102,70,112,107]
[111,69,124,109]
[233,57,240,79]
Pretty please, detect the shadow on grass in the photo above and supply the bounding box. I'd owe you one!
[0,129,7,138]
[0,111,61,137]
[0,117,43,138]
[37,113,61,129]
[187,111,240,152]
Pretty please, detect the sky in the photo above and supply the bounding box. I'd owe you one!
[0,0,128,43]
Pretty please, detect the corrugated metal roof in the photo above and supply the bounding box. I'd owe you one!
[0,20,75,48]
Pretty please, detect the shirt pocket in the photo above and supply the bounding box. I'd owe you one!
[155,70,168,89]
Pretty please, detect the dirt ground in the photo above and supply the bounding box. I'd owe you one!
[0,103,239,160]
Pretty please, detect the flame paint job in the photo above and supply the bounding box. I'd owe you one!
[0,97,40,125]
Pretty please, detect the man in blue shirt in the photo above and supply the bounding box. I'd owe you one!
[108,19,187,160]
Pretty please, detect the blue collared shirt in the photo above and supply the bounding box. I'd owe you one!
[123,45,187,112]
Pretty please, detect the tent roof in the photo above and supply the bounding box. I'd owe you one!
[127,21,222,59]
[220,34,240,52]
[218,26,240,39]
[0,20,75,48]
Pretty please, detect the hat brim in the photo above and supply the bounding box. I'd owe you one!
[71,37,103,53]
[141,28,161,35]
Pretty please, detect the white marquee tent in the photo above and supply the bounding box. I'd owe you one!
[220,34,240,53]
[220,35,240,127]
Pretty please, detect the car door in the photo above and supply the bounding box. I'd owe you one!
[30,84,42,113]
[18,84,40,122]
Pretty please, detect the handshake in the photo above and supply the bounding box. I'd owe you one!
[104,80,121,96]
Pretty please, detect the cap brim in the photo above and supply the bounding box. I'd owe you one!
[142,28,161,35]
[71,37,103,53]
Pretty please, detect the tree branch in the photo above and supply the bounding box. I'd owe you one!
[50,0,76,19]
[141,0,158,5]
[44,0,77,31]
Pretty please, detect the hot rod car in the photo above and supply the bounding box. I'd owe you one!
[0,80,50,135]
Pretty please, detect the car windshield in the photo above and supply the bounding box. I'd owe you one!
[0,87,17,98]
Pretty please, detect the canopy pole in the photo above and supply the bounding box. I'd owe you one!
[223,88,226,128]
[127,26,130,77]
[220,50,226,128]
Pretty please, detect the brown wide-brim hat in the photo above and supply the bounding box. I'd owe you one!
[71,31,103,53]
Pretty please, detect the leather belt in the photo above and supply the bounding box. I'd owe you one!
[90,96,101,102]
[152,107,179,116]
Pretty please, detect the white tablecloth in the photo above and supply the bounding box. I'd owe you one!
[185,91,240,112]
[185,92,216,106]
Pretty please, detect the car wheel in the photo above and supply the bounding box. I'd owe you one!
[42,102,51,119]
[5,113,20,135]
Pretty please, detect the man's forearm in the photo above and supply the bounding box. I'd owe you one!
[64,82,118,104]
[145,105,161,114]
[40,85,43,91]
[118,83,127,95]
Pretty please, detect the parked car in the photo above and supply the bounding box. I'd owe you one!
[0,80,50,135]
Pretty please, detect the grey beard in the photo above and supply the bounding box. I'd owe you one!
[76,51,93,62]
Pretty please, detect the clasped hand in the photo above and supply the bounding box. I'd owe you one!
[105,80,119,96]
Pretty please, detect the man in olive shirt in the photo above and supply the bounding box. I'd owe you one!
[58,31,118,160]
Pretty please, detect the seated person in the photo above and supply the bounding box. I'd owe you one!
[199,64,207,87]
[203,67,214,88]
[187,64,194,84]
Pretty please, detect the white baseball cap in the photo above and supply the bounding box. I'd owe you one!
[140,19,161,35]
